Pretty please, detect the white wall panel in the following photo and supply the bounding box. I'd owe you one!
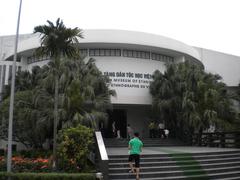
[195,47,240,86]
[94,56,166,105]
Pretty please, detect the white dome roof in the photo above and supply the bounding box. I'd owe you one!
[5,29,200,60]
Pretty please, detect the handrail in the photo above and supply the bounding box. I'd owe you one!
[95,131,109,180]
[95,131,108,160]
[191,131,240,148]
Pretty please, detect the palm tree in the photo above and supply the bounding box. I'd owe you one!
[150,61,236,140]
[0,88,53,149]
[33,18,83,168]
[57,57,115,129]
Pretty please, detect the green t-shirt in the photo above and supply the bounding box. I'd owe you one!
[129,138,143,155]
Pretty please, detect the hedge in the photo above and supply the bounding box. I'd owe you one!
[0,172,95,180]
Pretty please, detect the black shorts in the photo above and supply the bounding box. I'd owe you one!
[128,154,140,168]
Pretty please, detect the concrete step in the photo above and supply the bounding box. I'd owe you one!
[109,161,240,174]
[109,145,240,180]
[108,147,240,179]
[109,166,240,179]
[109,157,240,168]
[112,171,240,180]
[108,150,240,158]
[109,153,240,163]
[104,138,187,147]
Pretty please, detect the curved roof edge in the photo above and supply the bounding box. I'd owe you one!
[4,29,201,60]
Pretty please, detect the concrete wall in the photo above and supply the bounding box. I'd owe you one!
[0,139,28,151]
[195,47,240,86]
[0,34,33,61]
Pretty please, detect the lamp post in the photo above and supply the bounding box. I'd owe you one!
[7,0,22,172]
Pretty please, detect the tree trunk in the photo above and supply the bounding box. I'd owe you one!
[52,75,59,170]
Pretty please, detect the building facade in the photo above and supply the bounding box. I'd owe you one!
[0,30,240,143]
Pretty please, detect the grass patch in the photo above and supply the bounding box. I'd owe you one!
[160,148,209,180]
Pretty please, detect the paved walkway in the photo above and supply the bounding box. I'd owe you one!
[107,146,240,156]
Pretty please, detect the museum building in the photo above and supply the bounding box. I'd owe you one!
[0,30,240,146]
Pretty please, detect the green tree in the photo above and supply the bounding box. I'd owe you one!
[2,66,42,100]
[37,56,115,129]
[59,58,115,129]
[0,57,114,150]
[150,61,236,138]
[0,56,115,151]
[0,66,53,148]
[33,18,83,168]
[0,90,52,148]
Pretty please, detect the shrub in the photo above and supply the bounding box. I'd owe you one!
[0,150,4,156]
[14,150,51,159]
[0,156,50,172]
[0,157,6,172]
[57,125,94,172]
[0,172,95,180]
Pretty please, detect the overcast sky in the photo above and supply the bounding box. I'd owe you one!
[0,0,240,56]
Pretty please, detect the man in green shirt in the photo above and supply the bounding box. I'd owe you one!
[128,132,143,180]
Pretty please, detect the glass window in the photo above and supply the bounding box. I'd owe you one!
[95,49,100,56]
[163,56,166,61]
[110,49,115,56]
[126,50,131,57]
[152,53,156,60]
[163,56,167,61]
[100,49,105,56]
[116,49,121,56]
[145,52,150,59]
[123,50,127,57]
[158,55,162,61]
[151,53,173,62]
[2,65,6,86]
[136,51,141,58]
[123,49,150,59]
[17,56,21,62]
[105,49,111,56]
[89,49,94,56]
[132,51,136,58]
[8,65,12,82]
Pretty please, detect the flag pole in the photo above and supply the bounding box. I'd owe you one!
[7,0,22,172]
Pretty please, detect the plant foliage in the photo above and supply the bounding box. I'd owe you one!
[0,172,95,180]
[57,125,94,172]
[150,61,237,137]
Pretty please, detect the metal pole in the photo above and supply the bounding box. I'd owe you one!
[7,0,22,173]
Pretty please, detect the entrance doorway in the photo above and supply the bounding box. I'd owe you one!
[106,109,127,138]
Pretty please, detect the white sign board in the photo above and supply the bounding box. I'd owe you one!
[95,57,165,105]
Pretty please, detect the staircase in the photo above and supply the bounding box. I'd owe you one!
[104,138,187,147]
[107,148,240,179]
